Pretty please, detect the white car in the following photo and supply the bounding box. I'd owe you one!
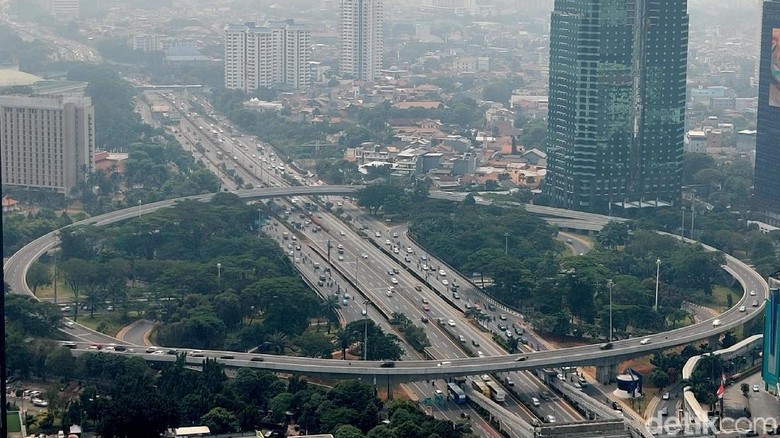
[439,270,446,276]
[712,319,722,327]
[393,247,399,254]
[448,319,456,327]
[31,398,48,407]
[376,232,382,238]
[750,290,756,296]
[739,305,746,312]
[407,247,413,253]
[337,256,344,261]
[442,279,449,286]
[340,230,346,236]
[640,338,651,345]
[362,253,368,259]
[391,278,398,284]
[386,290,393,297]
[385,239,391,245]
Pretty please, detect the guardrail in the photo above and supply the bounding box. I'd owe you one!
[462,385,534,438]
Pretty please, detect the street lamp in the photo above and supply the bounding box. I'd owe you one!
[607,279,614,342]
[654,259,661,311]
[680,207,686,241]
[504,232,509,255]
[217,263,222,289]
[363,300,371,361]
[137,199,142,218]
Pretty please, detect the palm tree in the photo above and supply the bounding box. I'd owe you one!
[320,295,341,333]
[263,332,290,355]
[335,328,352,360]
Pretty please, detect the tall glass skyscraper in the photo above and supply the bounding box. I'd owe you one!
[755,0,780,226]
[544,0,689,213]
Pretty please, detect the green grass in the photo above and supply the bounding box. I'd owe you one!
[73,313,127,337]
[712,285,741,311]
[7,412,21,433]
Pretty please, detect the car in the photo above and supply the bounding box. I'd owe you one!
[385,239,391,245]
[375,232,381,238]
[421,297,429,304]
[342,299,349,305]
[448,319,456,327]
[515,327,524,335]
[531,397,540,406]
[107,305,114,311]
[361,309,367,316]
[393,232,399,238]
[573,382,583,390]
[477,351,485,357]
[753,384,760,392]
[465,303,472,309]
[452,292,460,299]
[63,321,75,328]
[420,255,428,260]
[545,415,556,423]
[434,389,443,396]
[739,305,746,312]
[662,392,670,400]
[421,315,429,323]
[499,314,507,320]
[712,319,722,327]
[753,299,760,307]
[220,355,235,360]
[62,342,77,349]
[386,290,393,297]
[393,268,399,274]
[498,323,507,331]
[60,306,72,312]
[339,230,346,236]
[381,361,395,368]
[391,277,398,284]
[407,247,413,254]
[250,356,264,362]
[439,270,446,276]
[472,339,480,347]
[660,406,668,416]
[422,264,428,271]
[31,398,48,407]
[458,335,466,343]
[750,290,756,296]
[423,304,430,311]
[442,279,449,286]
[337,256,344,261]
[362,253,368,259]
[506,330,513,338]
[640,338,651,345]
[565,238,573,243]
[516,356,528,362]
[190,350,204,357]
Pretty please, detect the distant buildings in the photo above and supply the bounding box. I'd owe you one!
[224,20,312,92]
[0,94,95,194]
[50,0,80,20]
[339,0,383,82]
[754,0,780,226]
[544,0,689,213]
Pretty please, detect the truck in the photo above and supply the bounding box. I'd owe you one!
[471,380,490,397]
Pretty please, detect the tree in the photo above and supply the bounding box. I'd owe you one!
[650,369,670,388]
[296,331,335,358]
[269,392,295,422]
[355,185,403,215]
[598,221,630,249]
[45,347,76,380]
[334,425,366,438]
[741,383,750,397]
[345,320,403,360]
[27,261,52,296]
[60,258,93,321]
[201,407,239,434]
[720,331,737,349]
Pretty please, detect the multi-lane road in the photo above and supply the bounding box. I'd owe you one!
[3,90,771,435]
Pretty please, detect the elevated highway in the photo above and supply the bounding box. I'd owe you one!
[5,185,769,384]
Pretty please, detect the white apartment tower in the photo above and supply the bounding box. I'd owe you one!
[0,95,95,194]
[224,21,311,92]
[339,0,383,82]
[50,0,80,20]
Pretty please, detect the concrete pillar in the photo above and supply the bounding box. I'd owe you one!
[596,362,618,385]
[386,376,393,400]
[708,334,720,351]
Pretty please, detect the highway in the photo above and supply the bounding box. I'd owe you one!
[3,90,771,434]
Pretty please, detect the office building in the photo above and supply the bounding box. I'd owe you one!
[0,95,95,194]
[544,0,689,213]
[339,0,383,81]
[762,271,780,394]
[754,0,780,226]
[224,21,311,92]
[50,0,80,20]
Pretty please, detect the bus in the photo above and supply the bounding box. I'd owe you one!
[485,381,506,403]
[471,380,490,397]
[447,382,466,404]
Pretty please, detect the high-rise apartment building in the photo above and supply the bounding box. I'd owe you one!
[754,0,780,226]
[339,0,383,82]
[224,21,311,92]
[761,272,780,394]
[0,95,95,194]
[50,0,80,20]
[544,0,689,213]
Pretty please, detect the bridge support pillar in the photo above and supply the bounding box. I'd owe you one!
[386,376,393,400]
[708,334,720,351]
[596,362,619,385]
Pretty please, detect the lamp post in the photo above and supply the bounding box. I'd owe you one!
[690,193,696,239]
[680,207,686,241]
[654,258,661,311]
[504,232,509,255]
[363,300,371,361]
[137,199,142,218]
[217,263,222,289]
[607,279,614,342]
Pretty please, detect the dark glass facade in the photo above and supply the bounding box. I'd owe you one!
[755,1,780,225]
[544,0,688,213]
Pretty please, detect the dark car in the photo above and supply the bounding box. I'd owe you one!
[381,361,395,368]
[220,355,235,360]
[600,342,614,350]
[250,357,264,362]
